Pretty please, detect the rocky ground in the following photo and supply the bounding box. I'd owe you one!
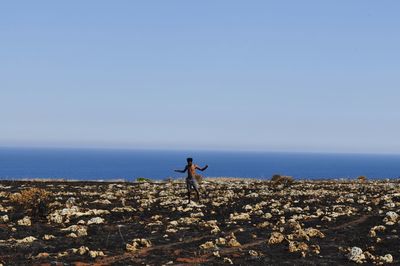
[0,179,399,265]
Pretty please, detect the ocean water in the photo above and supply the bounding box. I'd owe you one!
[0,147,399,180]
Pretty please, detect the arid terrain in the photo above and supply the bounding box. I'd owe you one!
[0,178,399,265]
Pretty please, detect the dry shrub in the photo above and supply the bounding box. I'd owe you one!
[10,188,51,210]
[195,174,203,184]
[271,174,294,187]
[164,177,173,182]
[358,176,367,182]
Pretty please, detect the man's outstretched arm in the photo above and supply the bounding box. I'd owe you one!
[196,165,208,171]
[174,166,188,173]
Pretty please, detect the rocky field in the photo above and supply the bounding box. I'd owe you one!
[0,179,399,265]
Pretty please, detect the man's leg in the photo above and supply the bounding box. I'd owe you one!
[194,187,200,202]
[193,179,200,202]
[186,179,191,203]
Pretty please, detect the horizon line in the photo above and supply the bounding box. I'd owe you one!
[1,144,400,156]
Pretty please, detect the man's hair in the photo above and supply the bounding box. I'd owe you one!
[186,157,193,163]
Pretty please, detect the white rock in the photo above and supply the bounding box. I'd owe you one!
[67,233,78,238]
[35,252,50,259]
[78,246,89,255]
[243,205,253,211]
[223,257,233,264]
[65,197,77,208]
[379,254,393,264]
[17,216,32,226]
[200,241,215,249]
[268,232,284,245]
[16,236,37,244]
[249,250,259,257]
[43,234,56,240]
[384,211,398,224]
[89,250,105,258]
[263,213,272,219]
[230,212,250,221]
[87,217,105,225]
[61,225,88,237]
[0,215,9,223]
[126,238,152,251]
[348,247,365,263]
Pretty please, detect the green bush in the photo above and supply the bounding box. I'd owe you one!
[136,177,152,182]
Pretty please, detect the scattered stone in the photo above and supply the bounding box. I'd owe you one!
[249,250,259,257]
[268,232,285,245]
[379,254,393,264]
[16,236,37,244]
[34,252,49,259]
[17,216,32,226]
[384,211,398,225]
[369,225,386,238]
[288,241,309,254]
[65,197,76,208]
[67,233,78,238]
[87,217,105,225]
[126,238,152,252]
[227,233,241,247]
[348,247,365,264]
[43,234,56,240]
[77,246,89,255]
[0,215,9,223]
[200,241,215,249]
[305,228,325,238]
[223,257,233,264]
[215,237,227,245]
[61,225,88,237]
[89,250,105,258]
[230,212,250,221]
[227,238,241,247]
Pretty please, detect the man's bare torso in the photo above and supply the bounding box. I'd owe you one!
[187,164,197,179]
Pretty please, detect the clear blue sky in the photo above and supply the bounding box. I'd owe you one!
[1,1,399,153]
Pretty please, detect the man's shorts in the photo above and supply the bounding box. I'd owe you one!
[186,177,199,191]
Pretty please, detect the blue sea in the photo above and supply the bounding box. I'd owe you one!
[0,147,399,180]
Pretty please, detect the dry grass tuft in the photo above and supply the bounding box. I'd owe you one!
[10,188,51,210]
[271,174,294,187]
[358,176,367,182]
[195,174,203,184]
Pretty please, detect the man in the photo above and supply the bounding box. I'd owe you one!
[174,157,208,203]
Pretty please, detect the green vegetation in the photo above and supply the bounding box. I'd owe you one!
[136,177,152,182]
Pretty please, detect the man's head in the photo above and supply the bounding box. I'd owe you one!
[186,157,193,165]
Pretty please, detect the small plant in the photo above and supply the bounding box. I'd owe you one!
[164,177,173,182]
[10,188,51,215]
[136,177,152,182]
[271,174,282,182]
[271,174,294,187]
[358,176,367,182]
[194,174,203,184]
